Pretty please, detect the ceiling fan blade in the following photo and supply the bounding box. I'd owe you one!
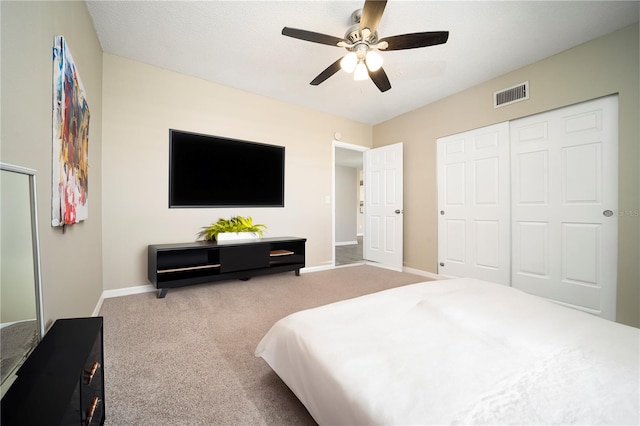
[369,67,391,92]
[282,27,345,47]
[359,0,387,35]
[379,31,449,51]
[310,58,343,86]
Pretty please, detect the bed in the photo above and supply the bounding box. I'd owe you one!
[255,278,640,425]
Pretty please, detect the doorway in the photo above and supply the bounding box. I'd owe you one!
[333,141,405,270]
[333,142,366,266]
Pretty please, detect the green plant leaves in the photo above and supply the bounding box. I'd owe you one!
[197,216,267,241]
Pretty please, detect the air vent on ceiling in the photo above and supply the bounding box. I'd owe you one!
[494,81,529,108]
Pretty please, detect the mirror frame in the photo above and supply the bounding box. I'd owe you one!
[0,162,45,346]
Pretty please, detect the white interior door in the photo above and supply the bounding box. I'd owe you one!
[437,123,511,285]
[511,95,618,319]
[364,143,403,270]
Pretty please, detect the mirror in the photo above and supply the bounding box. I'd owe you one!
[0,163,44,394]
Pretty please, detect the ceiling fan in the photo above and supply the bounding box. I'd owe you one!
[282,0,449,92]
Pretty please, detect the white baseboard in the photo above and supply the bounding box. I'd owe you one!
[93,284,156,316]
[364,261,402,272]
[92,284,156,317]
[102,284,157,299]
[340,262,446,280]
[401,266,447,280]
[335,240,358,246]
[301,264,334,274]
[333,262,366,269]
[92,296,104,317]
[104,284,156,298]
[308,263,445,278]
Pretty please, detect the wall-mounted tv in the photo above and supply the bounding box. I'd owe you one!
[169,129,285,208]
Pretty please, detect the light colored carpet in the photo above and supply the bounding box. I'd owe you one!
[99,265,429,425]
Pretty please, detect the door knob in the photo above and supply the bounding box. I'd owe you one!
[395,209,403,214]
[603,210,614,217]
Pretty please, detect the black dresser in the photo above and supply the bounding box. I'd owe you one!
[1,317,105,425]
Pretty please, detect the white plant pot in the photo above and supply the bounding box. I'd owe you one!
[216,232,260,243]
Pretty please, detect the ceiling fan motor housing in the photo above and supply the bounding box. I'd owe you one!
[345,24,378,46]
[345,9,378,46]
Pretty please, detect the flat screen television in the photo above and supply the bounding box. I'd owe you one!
[169,129,285,208]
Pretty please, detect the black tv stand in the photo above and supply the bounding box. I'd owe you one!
[148,236,306,298]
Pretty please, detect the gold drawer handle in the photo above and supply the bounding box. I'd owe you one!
[84,362,101,385]
[84,396,101,426]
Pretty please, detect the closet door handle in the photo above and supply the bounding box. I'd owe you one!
[603,210,613,217]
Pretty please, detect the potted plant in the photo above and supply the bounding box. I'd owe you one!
[197,216,267,242]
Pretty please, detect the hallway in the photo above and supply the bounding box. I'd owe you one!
[335,236,363,266]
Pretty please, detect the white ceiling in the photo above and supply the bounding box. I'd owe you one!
[86,1,639,125]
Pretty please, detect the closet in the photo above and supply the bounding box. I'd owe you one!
[437,95,618,319]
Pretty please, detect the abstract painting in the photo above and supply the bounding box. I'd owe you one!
[52,35,90,227]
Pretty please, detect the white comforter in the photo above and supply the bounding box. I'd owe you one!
[255,278,640,425]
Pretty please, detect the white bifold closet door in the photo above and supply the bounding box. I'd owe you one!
[437,122,511,285]
[437,95,618,320]
[511,95,618,319]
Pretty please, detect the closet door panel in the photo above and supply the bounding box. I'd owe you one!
[514,221,549,279]
[444,219,466,263]
[437,122,510,284]
[514,150,549,205]
[511,96,618,319]
[475,220,500,268]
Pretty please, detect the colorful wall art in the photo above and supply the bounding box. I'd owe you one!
[52,35,90,227]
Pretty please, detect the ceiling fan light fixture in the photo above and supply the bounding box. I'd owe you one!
[354,62,369,81]
[365,50,383,71]
[340,52,358,73]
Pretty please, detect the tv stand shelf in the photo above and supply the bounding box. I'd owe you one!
[148,236,306,298]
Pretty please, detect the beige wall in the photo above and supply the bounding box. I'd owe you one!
[101,54,371,291]
[374,24,639,327]
[1,1,104,328]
